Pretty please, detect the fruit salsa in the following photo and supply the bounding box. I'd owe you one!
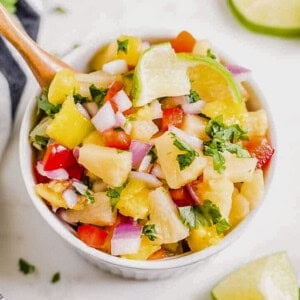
[30,31,274,260]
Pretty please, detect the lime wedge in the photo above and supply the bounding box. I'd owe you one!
[132,43,190,107]
[178,54,242,104]
[228,0,300,37]
[211,252,298,300]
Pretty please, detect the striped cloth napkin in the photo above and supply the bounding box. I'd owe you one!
[0,0,41,159]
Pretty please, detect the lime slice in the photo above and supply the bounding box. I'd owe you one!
[132,43,190,107]
[211,252,298,300]
[178,54,242,104]
[228,0,300,37]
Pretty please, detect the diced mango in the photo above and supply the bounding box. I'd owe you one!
[229,188,250,227]
[187,226,221,251]
[35,181,85,210]
[46,96,94,149]
[148,187,189,244]
[82,130,104,146]
[122,236,160,260]
[117,179,150,220]
[130,120,159,142]
[65,192,116,226]
[78,144,132,187]
[154,131,206,189]
[240,169,264,210]
[48,69,79,105]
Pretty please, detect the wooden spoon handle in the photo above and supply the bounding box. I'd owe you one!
[0,4,72,87]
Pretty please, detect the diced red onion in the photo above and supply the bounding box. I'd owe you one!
[138,154,152,172]
[72,180,88,195]
[150,99,162,119]
[182,100,205,115]
[62,188,79,209]
[76,103,90,119]
[84,102,99,117]
[92,101,117,132]
[130,171,162,188]
[186,184,201,205]
[111,222,142,255]
[115,111,126,127]
[168,125,203,149]
[129,140,152,168]
[102,59,128,75]
[36,161,69,180]
[56,208,77,233]
[112,90,132,112]
[150,163,166,179]
[226,64,251,82]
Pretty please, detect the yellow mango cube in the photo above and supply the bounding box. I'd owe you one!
[46,96,94,149]
[82,130,104,146]
[48,69,79,105]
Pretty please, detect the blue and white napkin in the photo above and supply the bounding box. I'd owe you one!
[0,0,41,159]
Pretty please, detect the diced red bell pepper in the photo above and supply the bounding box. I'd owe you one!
[77,224,108,249]
[161,107,184,131]
[43,143,77,171]
[169,186,195,207]
[104,81,123,112]
[244,136,274,169]
[171,30,196,53]
[67,164,84,180]
[33,165,50,184]
[102,128,131,150]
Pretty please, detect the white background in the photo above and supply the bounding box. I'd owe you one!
[1,0,300,299]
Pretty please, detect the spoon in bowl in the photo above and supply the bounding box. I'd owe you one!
[0,3,73,88]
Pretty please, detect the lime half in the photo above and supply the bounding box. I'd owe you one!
[211,252,298,300]
[132,43,190,107]
[228,0,300,37]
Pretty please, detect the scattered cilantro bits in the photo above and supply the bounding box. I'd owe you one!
[142,224,157,241]
[51,272,60,283]
[117,39,129,54]
[89,84,108,107]
[37,92,61,117]
[19,258,36,275]
[106,181,128,209]
[188,90,200,103]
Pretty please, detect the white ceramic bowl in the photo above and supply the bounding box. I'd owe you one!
[19,29,276,280]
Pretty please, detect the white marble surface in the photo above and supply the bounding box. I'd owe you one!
[1,1,300,299]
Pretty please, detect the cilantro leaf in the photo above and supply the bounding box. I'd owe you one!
[178,200,231,235]
[117,39,129,54]
[0,0,18,13]
[206,49,216,60]
[148,147,157,164]
[89,85,108,107]
[84,189,95,204]
[106,181,128,209]
[33,135,49,149]
[19,258,36,275]
[51,272,60,283]
[52,6,66,14]
[73,93,90,104]
[188,90,200,103]
[142,224,157,241]
[37,93,61,117]
[170,132,199,170]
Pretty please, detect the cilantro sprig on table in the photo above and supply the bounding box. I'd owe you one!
[203,115,250,173]
[19,258,36,275]
[178,200,231,235]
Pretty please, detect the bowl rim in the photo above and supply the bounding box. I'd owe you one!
[19,32,277,271]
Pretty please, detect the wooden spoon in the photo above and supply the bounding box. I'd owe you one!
[0,3,73,88]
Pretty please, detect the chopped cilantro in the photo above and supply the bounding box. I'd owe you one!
[188,90,200,103]
[148,147,157,164]
[89,84,108,107]
[72,43,80,49]
[73,93,90,104]
[106,181,128,209]
[203,116,250,173]
[37,92,61,117]
[52,6,66,14]
[84,189,95,204]
[170,132,199,170]
[51,272,60,283]
[18,258,36,275]
[178,200,231,234]
[117,39,129,54]
[34,135,49,149]
[206,49,216,60]
[0,0,18,13]
[142,224,157,241]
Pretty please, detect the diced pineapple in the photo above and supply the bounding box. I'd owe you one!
[204,152,257,183]
[82,130,104,146]
[78,144,132,187]
[229,188,250,227]
[35,181,85,210]
[197,177,234,219]
[187,225,221,251]
[116,178,150,220]
[130,120,159,142]
[48,69,79,105]
[241,109,268,137]
[148,187,189,244]
[154,131,206,189]
[46,96,94,149]
[181,114,208,141]
[122,72,134,97]
[65,192,116,226]
[30,117,52,150]
[240,169,264,210]
[122,236,161,260]
[135,105,153,121]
